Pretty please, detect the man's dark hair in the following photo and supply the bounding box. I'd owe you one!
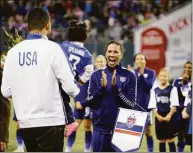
[27,8,50,31]
[133,53,147,62]
[104,40,125,54]
[67,20,87,42]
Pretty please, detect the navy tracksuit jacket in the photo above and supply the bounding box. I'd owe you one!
[82,64,137,133]
[134,68,156,112]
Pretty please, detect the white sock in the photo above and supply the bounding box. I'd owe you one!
[84,148,91,152]
[18,147,24,152]
[65,146,72,152]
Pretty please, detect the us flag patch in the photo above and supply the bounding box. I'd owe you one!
[127,114,136,128]
[120,77,126,82]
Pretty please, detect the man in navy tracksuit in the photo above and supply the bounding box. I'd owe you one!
[133,53,156,152]
[78,40,137,152]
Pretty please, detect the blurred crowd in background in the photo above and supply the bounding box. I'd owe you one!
[0,0,191,43]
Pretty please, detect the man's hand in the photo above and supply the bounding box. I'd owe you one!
[64,122,79,137]
[101,71,107,88]
[163,115,171,122]
[76,101,83,110]
[112,70,116,86]
[0,142,7,152]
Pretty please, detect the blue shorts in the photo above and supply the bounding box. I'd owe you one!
[73,82,91,120]
[92,130,115,152]
[73,107,92,120]
[174,110,189,132]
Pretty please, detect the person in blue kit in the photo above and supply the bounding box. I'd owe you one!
[173,61,192,152]
[148,68,179,152]
[132,53,156,152]
[75,55,107,151]
[182,87,192,151]
[60,20,94,152]
[77,40,137,152]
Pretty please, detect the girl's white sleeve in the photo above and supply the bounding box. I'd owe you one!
[170,87,179,107]
[148,90,157,109]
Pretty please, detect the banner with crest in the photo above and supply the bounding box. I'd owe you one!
[111,108,149,152]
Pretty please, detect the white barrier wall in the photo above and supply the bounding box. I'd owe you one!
[134,3,192,79]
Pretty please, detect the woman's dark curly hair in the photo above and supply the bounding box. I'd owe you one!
[67,20,88,42]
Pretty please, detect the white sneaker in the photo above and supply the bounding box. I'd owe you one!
[84,148,91,152]
[65,146,72,152]
[13,148,24,152]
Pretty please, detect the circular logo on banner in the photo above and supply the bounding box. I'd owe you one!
[141,27,167,75]
[127,114,136,128]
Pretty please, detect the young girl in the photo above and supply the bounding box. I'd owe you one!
[148,68,179,152]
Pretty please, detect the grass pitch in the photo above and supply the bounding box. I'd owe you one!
[7,102,191,152]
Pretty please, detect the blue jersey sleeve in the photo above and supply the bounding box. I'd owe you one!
[76,52,92,74]
[173,78,181,87]
[62,41,93,80]
[84,52,92,65]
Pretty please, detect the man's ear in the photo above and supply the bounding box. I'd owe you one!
[45,22,49,30]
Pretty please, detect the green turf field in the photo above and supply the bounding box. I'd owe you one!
[7,102,191,152]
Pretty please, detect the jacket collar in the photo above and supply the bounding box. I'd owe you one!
[71,41,84,47]
[135,67,147,75]
[106,63,122,72]
[27,33,48,40]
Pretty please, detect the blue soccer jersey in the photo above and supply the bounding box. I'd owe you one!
[61,41,94,120]
[149,85,179,113]
[173,77,191,111]
[148,85,179,140]
[61,41,93,83]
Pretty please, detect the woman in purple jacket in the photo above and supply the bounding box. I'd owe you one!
[78,40,137,152]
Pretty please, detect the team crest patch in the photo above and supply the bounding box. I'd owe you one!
[143,73,148,78]
[120,77,126,82]
[127,114,136,128]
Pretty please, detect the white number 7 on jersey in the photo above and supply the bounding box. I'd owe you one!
[69,54,80,70]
